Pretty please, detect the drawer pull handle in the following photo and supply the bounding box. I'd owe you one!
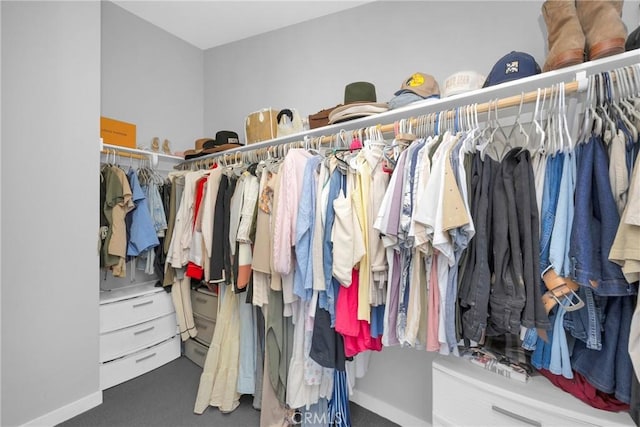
[195,297,207,304]
[135,353,156,363]
[132,300,154,308]
[194,348,206,356]
[134,326,155,335]
[195,322,207,330]
[491,405,541,427]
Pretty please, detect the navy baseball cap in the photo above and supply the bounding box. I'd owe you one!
[483,51,541,88]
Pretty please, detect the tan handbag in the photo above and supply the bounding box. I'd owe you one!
[245,108,278,144]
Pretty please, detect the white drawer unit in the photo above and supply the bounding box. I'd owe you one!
[100,286,175,333]
[184,338,208,368]
[100,335,180,390]
[190,288,218,321]
[192,313,215,346]
[184,287,219,368]
[432,356,634,427]
[100,312,178,362]
[99,283,180,390]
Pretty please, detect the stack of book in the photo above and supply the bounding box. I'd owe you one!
[460,347,533,383]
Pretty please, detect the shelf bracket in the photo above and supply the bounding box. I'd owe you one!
[576,70,588,92]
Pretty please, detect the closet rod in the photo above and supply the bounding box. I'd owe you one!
[176,52,640,169]
[309,80,582,145]
[101,141,184,164]
[101,149,147,161]
[175,79,581,170]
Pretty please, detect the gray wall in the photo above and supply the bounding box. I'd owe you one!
[1,1,101,426]
[101,1,204,154]
[201,1,640,423]
[1,1,638,425]
[204,1,640,142]
[203,1,549,141]
[0,1,3,423]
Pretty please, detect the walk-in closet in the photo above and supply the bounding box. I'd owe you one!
[2,1,640,426]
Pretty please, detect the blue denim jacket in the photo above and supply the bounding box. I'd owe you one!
[569,135,637,297]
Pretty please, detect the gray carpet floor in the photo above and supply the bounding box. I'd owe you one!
[59,356,398,427]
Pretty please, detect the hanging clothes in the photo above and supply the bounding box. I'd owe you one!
[163,171,186,287]
[252,165,280,306]
[126,168,160,257]
[458,146,497,344]
[185,174,207,280]
[294,155,323,302]
[194,285,242,414]
[152,70,640,420]
[610,150,640,284]
[236,170,260,290]
[200,166,223,283]
[101,165,135,277]
[566,134,637,404]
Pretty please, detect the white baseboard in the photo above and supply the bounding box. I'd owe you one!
[21,391,102,427]
[350,389,431,427]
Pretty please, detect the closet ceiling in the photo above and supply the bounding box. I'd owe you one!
[112,1,375,50]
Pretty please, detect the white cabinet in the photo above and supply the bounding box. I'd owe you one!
[432,356,634,427]
[99,283,180,390]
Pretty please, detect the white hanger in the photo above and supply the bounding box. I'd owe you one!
[421,114,429,137]
[462,106,469,133]
[477,101,492,160]
[544,84,556,154]
[615,68,640,139]
[488,98,509,160]
[508,91,530,153]
[632,64,640,96]
[556,82,570,153]
[580,74,598,143]
[596,73,617,140]
[452,108,458,133]
[624,67,640,131]
[450,108,456,133]
[463,103,480,153]
[560,82,574,152]
[337,129,350,148]
[527,88,546,156]
[612,69,638,143]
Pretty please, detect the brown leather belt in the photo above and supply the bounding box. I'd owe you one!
[541,269,585,314]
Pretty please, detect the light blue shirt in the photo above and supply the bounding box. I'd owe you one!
[294,155,323,301]
[127,169,159,257]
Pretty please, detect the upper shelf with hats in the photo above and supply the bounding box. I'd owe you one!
[175,49,640,168]
[181,130,244,162]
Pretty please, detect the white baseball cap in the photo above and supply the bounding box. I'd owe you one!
[442,71,486,98]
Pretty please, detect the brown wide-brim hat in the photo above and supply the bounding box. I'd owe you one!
[184,138,212,159]
[202,130,242,154]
